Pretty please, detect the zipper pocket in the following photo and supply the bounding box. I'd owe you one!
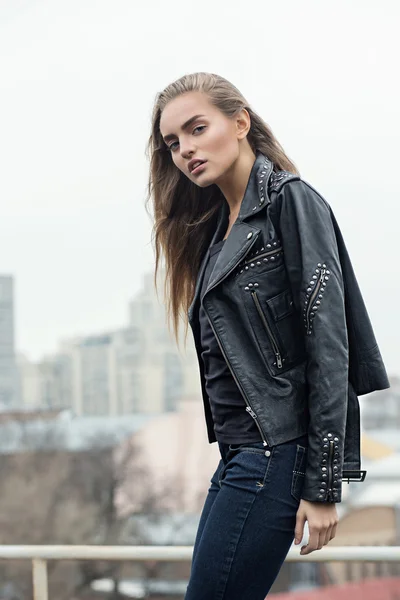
[241,245,283,267]
[250,290,283,369]
[305,263,330,334]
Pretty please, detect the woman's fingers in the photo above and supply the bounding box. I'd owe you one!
[301,521,337,554]
[297,501,339,554]
[324,524,333,546]
[300,527,320,554]
[330,521,338,541]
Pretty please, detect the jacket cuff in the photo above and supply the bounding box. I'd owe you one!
[302,431,343,502]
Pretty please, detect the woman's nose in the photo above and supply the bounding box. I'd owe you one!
[180,140,196,159]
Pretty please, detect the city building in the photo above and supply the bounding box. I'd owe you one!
[0,275,19,408]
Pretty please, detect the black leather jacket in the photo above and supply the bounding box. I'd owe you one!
[188,150,390,503]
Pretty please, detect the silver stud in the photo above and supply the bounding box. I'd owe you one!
[244,286,249,291]
[245,266,249,270]
[265,450,271,457]
[247,232,253,239]
[250,263,255,267]
[327,433,332,438]
[254,283,259,287]
[248,283,253,287]
[334,437,338,442]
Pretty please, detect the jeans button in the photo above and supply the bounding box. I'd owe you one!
[265,450,271,457]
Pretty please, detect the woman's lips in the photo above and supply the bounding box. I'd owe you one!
[191,161,207,175]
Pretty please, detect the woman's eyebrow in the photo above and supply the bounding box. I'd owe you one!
[162,114,206,143]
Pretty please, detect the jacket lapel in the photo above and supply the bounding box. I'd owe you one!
[188,150,273,323]
[202,221,261,298]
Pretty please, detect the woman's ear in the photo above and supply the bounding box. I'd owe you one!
[236,107,251,140]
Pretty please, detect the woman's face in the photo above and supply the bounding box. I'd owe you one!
[159,91,246,188]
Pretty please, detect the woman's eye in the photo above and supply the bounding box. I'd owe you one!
[167,125,206,151]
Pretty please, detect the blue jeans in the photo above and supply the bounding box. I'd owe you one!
[184,433,309,600]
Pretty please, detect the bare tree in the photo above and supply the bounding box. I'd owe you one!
[0,419,187,599]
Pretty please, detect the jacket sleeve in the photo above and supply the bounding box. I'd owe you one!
[275,178,349,503]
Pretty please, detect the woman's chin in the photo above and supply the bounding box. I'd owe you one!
[192,173,215,187]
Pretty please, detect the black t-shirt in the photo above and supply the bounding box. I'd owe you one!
[198,238,262,444]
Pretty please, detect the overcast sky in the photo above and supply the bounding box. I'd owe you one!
[0,0,399,376]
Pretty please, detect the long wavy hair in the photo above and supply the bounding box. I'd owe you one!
[144,72,299,349]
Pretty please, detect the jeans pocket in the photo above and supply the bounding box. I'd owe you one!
[290,444,308,502]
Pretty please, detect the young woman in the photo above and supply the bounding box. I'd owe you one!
[145,72,390,599]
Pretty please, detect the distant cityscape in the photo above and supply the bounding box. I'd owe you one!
[0,271,200,417]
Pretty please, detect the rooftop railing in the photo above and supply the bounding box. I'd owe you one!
[0,545,399,600]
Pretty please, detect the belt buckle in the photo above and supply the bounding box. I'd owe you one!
[342,469,367,483]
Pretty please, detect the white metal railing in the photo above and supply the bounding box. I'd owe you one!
[0,545,398,600]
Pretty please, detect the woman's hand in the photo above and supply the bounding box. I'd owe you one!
[294,499,339,555]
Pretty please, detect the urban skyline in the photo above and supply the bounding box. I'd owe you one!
[0,270,199,416]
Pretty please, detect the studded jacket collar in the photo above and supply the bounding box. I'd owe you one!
[188,150,390,503]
